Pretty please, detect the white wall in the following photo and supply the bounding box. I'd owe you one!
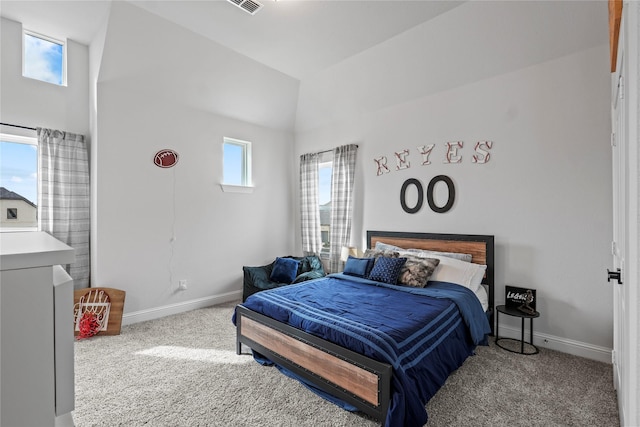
[295,3,613,360]
[93,2,298,318]
[0,17,89,136]
[98,2,299,131]
[295,1,608,133]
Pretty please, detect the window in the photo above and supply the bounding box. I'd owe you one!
[0,133,38,231]
[23,30,66,86]
[222,137,252,192]
[318,155,332,254]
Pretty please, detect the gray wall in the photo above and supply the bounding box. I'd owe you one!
[92,2,299,316]
[294,2,613,360]
[1,17,89,135]
[1,4,300,319]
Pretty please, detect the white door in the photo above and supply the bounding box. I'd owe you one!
[611,2,639,425]
[611,41,626,420]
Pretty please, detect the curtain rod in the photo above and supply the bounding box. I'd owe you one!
[0,122,37,131]
[316,144,359,155]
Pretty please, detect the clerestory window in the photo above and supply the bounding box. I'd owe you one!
[23,30,66,86]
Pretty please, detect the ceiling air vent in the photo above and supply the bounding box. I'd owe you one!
[227,0,264,15]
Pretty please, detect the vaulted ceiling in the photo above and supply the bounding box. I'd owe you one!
[1,1,610,131]
[0,0,464,80]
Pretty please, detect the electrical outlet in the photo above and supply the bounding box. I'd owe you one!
[178,279,188,290]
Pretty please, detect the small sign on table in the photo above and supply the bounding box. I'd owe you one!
[505,285,537,315]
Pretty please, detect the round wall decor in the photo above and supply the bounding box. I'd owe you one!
[154,149,179,168]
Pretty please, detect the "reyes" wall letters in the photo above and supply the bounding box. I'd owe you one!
[374,141,493,176]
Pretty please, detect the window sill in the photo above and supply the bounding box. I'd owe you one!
[0,227,39,233]
[220,184,254,194]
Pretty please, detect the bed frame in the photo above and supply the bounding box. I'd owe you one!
[235,231,495,424]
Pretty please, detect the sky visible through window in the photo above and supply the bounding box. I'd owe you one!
[0,141,38,205]
[319,162,331,205]
[223,142,243,185]
[23,32,64,85]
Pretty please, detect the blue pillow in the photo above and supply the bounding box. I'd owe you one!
[343,256,375,278]
[368,256,407,284]
[270,257,300,284]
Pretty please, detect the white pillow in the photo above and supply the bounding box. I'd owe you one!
[475,285,489,312]
[427,255,488,311]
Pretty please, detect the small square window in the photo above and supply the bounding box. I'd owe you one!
[7,208,18,220]
[223,137,252,187]
[23,30,66,86]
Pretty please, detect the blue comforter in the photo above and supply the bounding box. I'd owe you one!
[234,273,491,427]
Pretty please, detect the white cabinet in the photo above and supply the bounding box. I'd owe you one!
[0,232,75,427]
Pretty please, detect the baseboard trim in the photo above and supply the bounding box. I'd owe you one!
[121,290,242,326]
[497,324,612,364]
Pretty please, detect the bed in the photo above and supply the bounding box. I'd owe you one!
[233,231,494,426]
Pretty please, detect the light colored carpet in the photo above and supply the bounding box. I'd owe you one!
[73,301,619,426]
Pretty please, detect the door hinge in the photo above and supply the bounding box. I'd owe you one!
[612,241,617,256]
[611,132,616,147]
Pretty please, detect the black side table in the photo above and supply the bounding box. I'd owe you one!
[495,304,540,355]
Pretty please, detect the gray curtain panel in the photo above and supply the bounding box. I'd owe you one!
[329,144,358,273]
[38,128,90,289]
[300,152,322,256]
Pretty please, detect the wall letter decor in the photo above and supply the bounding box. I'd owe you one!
[374,141,494,175]
[443,141,463,164]
[374,156,390,176]
[400,178,424,214]
[472,141,493,163]
[400,175,455,214]
[417,144,435,165]
[426,175,455,213]
[395,149,411,170]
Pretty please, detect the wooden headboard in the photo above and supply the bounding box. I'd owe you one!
[367,230,495,333]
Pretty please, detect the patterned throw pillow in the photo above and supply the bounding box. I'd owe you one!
[362,249,399,260]
[368,256,407,284]
[398,256,440,287]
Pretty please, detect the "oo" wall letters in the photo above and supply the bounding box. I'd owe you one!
[400,175,455,214]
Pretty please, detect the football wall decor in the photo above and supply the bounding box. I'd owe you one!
[154,149,179,168]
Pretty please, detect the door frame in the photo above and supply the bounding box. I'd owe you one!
[611,2,639,425]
